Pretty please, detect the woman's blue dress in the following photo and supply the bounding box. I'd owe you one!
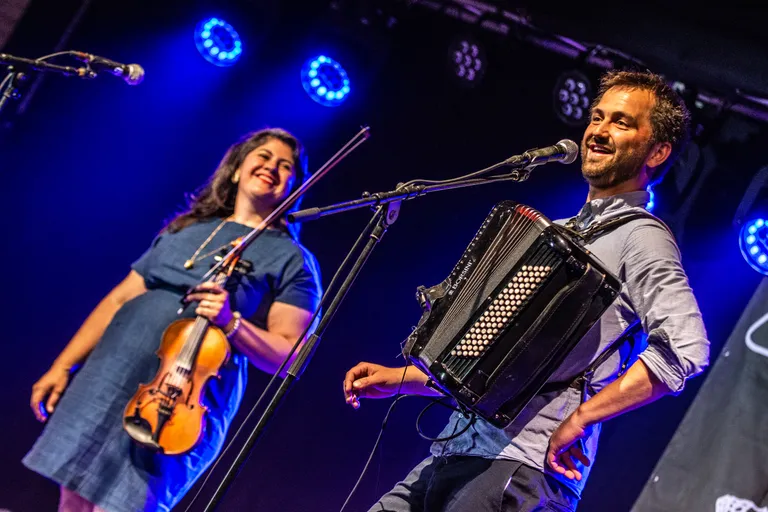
[23,219,322,511]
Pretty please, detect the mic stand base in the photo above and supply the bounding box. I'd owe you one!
[202,200,401,511]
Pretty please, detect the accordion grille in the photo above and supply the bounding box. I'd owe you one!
[443,243,562,380]
[423,204,564,382]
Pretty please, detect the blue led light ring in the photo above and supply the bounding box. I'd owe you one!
[195,18,242,67]
[739,219,768,275]
[301,55,350,107]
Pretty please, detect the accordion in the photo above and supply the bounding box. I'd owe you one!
[404,201,621,428]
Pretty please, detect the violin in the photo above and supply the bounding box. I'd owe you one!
[123,246,243,455]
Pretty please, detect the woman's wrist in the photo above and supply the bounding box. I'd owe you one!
[51,358,76,373]
[224,312,242,339]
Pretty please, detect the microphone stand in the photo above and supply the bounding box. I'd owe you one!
[201,162,537,510]
[288,167,533,223]
[187,126,372,294]
[0,52,92,118]
[0,53,89,77]
[0,49,152,120]
[0,68,26,115]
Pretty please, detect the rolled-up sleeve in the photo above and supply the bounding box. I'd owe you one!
[621,222,709,393]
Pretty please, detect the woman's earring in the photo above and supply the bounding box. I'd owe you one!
[232,170,240,184]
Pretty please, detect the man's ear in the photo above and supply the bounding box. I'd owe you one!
[647,142,672,170]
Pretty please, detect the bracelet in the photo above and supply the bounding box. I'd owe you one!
[225,311,242,339]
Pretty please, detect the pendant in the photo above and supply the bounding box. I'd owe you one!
[184,259,194,270]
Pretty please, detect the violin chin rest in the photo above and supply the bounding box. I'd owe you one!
[124,417,164,453]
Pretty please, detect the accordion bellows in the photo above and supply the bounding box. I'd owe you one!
[404,201,620,428]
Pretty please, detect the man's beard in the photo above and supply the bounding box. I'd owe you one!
[581,144,650,189]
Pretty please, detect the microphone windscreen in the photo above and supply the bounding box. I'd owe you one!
[557,139,579,164]
[126,64,145,85]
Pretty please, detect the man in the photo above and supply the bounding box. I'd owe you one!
[343,70,710,511]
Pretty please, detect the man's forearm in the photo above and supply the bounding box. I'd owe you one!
[403,366,445,397]
[575,358,671,427]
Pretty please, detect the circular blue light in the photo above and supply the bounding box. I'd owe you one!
[195,17,242,67]
[739,219,768,275]
[301,55,350,107]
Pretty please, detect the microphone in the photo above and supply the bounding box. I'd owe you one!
[72,51,145,85]
[505,139,579,168]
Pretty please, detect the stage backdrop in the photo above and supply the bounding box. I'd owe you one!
[632,278,768,512]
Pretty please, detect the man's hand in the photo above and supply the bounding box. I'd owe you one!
[547,409,592,481]
[343,363,419,408]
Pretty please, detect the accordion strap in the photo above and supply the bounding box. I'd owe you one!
[564,210,674,243]
[539,209,667,401]
[577,320,643,399]
[538,320,642,400]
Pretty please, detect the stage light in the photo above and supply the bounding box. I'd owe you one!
[734,167,768,275]
[448,38,485,85]
[554,71,592,126]
[301,55,350,107]
[646,186,655,212]
[195,18,242,67]
[739,218,768,275]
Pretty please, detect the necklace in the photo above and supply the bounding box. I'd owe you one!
[183,220,233,270]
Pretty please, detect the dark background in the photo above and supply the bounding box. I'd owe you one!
[1,1,767,511]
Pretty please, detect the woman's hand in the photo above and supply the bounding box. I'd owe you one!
[30,365,71,422]
[185,282,235,330]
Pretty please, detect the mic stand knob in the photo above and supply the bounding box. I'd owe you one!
[0,67,29,117]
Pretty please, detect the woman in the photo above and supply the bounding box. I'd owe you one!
[24,128,322,512]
